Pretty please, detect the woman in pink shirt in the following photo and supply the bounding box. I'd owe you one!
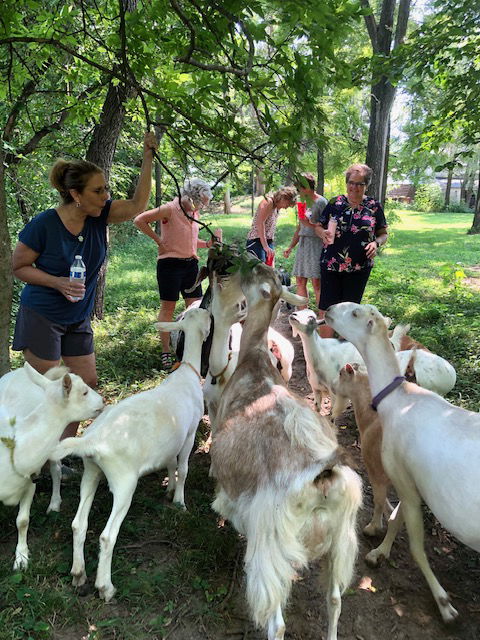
[134,178,218,371]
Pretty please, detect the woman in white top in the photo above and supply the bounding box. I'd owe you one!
[246,186,297,263]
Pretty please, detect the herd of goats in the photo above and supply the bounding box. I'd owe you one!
[0,246,479,640]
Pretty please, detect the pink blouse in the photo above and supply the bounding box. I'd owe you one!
[158,198,200,260]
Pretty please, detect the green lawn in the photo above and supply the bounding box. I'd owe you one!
[99,207,480,407]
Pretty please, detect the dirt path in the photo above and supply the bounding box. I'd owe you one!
[264,306,480,640]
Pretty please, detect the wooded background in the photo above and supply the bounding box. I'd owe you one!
[1,0,479,374]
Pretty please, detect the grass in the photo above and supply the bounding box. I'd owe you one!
[2,206,480,639]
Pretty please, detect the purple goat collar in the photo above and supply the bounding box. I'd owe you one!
[371,376,405,411]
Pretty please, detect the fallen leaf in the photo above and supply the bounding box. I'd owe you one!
[358,575,377,592]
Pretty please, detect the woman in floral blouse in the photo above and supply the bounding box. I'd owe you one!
[314,163,388,337]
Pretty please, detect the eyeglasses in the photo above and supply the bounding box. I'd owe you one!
[347,181,366,187]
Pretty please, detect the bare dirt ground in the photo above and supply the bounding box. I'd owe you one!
[143,305,480,640]
[464,265,480,293]
[262,306,480,640]
[43,302,480,640]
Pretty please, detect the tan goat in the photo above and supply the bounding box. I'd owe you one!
[211,261,362,640]
[334,363,393,536]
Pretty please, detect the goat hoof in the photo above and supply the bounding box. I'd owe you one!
[172,501,187,512]
[98,584,116,602]
[72,573,87,587]
[365,550,385,568]
[439,599,459,623]
[77,582,93,597]
[13,555,28,571]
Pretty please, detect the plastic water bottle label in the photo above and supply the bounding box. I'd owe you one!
[69,256,86,301]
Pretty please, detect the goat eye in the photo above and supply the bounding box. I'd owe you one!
[83,390,88,396]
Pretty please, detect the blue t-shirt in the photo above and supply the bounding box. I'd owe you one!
[18,201,111,324]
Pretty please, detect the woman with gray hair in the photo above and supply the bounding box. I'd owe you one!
[134,177,220,371]
[314,163,388,338]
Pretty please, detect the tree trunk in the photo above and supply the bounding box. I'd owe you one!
[316,147,325,196]
[363,0,411,204]
[381,117,391,205]
[223,185,232,214]
[255,167,265,196]
[365,79,395,202]
[444,165,453,207]
[468,159,480,234]
[87,82,133,320]
[0,158,13,375]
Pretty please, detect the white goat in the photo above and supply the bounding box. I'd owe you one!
[211,263,362,640]
[395,347,456,396]
[333,363,393,536]
[288,308,363,411]
[0,363,103,570]
[51,307,211,602]
[389,323,456,395]
[325,301,480,623]
[0,364,72,513]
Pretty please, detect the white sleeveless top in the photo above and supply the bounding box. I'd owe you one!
[246,198,279,240]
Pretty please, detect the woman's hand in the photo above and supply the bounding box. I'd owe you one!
[365,240,378,259]
[314,224,328,242]
[283,247,292,258]
[265,246,275,263]
[143,131,158,154]
[57,276,85,302]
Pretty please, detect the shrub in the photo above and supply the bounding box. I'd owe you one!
[413,183,443,212]
[445,201,474,214]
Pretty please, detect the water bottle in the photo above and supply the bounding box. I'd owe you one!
[69,255,86,301]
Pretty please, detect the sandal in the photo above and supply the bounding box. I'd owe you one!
[160,352,174,372]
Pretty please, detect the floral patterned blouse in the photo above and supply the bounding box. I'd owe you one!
[318,195,387,272]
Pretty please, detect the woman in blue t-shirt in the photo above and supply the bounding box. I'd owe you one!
[314,163,388,338]
[12,131,157,437]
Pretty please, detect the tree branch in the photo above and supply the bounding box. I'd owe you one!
[394,0,412,49]
[361,0,378,52]
[0,36,265,159]
[170,0,196,62]
[3,80,36,141]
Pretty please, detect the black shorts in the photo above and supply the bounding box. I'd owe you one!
[156,257,202,302]
[319,266,372,311]
[12,305,94,361]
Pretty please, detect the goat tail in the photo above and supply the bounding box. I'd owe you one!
[325,465,362,594]
[281,393,337,460]
[51,436,90,462]
[243,489,309,630]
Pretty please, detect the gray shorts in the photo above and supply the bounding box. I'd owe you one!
[12,305,94,361]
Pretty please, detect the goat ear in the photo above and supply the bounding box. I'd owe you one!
[289,320,299,338]
[23,362,48,389]
[62,373,72,397]
[260,283,271,299]
[383,316,392,328]
[155,320,180,333]
[280,285,306,306]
